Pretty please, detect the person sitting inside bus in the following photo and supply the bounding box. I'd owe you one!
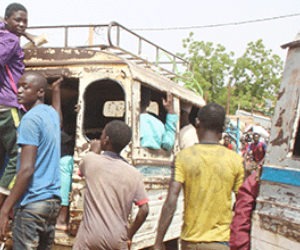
[140,87,178,151]
[179,102,198,149]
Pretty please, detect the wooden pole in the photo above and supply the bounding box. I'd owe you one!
[226,77,232,115]
[88,26,94,46]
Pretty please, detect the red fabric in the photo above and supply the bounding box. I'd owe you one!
[6,65,18,94]
[77,169,83,177]
[229,172,259,250]
[135,198,149,206]
[6,65,26,111]
[249,142,266,163]
[241,143,249,157]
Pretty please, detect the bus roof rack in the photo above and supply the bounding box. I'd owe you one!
[26,21,188,80]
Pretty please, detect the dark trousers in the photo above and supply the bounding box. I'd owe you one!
[0,109,20,188]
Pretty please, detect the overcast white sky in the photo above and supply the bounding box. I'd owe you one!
[2,0,300,61]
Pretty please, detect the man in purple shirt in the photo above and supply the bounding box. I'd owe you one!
[0,3,28,208]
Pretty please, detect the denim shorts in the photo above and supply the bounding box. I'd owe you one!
[12,198,61,250]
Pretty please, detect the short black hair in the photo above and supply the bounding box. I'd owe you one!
[197,103,225,133]
[224,134,230,139]
[23,71,48,91]
[105,120,132,153]
[141,86,151,109]
[5,3,27,18]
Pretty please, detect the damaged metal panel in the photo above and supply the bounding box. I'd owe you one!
[256,179,300,241]
[24,48,205,108]
[130,190,183,249]
[252,35,300,249]
[265,43,300,168]
[24,47,123,64]
[128,61,206,107]
[251,213,299,250]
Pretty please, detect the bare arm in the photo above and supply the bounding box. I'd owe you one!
[153,180,182,250]
[162,92,175,114]
[89,139,101,154]
[51,77,63,125]
[128,203,149,241]
[0,145,37,239]
[161,92,178,151]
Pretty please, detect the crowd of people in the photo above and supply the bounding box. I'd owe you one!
[0,2,269,250]
[222,128,267,176]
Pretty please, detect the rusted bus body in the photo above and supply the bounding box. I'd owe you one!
[251,36,300,249]
[23,46,204,249]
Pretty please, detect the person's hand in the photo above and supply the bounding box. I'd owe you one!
[51,76,63,91]
[0,209,9,241]
[74,104,81,113]
[162,92,175,114]
[90,139,101,154]
[127,239,132,250]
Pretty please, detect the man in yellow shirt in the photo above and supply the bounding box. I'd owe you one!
[153,103,244,250]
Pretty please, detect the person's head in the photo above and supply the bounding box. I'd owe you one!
[17,71,48,110]
[180,101,193,128]
[4,3,27,36]
[240,137,246,146]
[253,133,260,144]
[223,134,230,146]
[195,103,225,135]
[100,120,132,153]
[245,133,252,142]
[141,86,151,112]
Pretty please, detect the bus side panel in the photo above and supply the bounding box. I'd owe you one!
[251,213,299,250]
[251,166,300,248]
[131,186,183,249]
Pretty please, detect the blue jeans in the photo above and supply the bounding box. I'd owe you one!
[12,198,61,250]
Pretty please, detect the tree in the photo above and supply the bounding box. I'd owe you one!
[179,32,235,107]
[231,39,283,114]
[179,34,283,115]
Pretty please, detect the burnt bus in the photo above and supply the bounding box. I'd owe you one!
[22,22,205,249]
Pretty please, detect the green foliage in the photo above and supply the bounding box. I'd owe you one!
[179,33,235,107]
[232,39,283,114]
[179,34,283,115]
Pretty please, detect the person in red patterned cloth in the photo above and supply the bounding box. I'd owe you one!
[73,120,149,250]
[229,171,260,250]
[248,133,266,165]
[244,133,267,177]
